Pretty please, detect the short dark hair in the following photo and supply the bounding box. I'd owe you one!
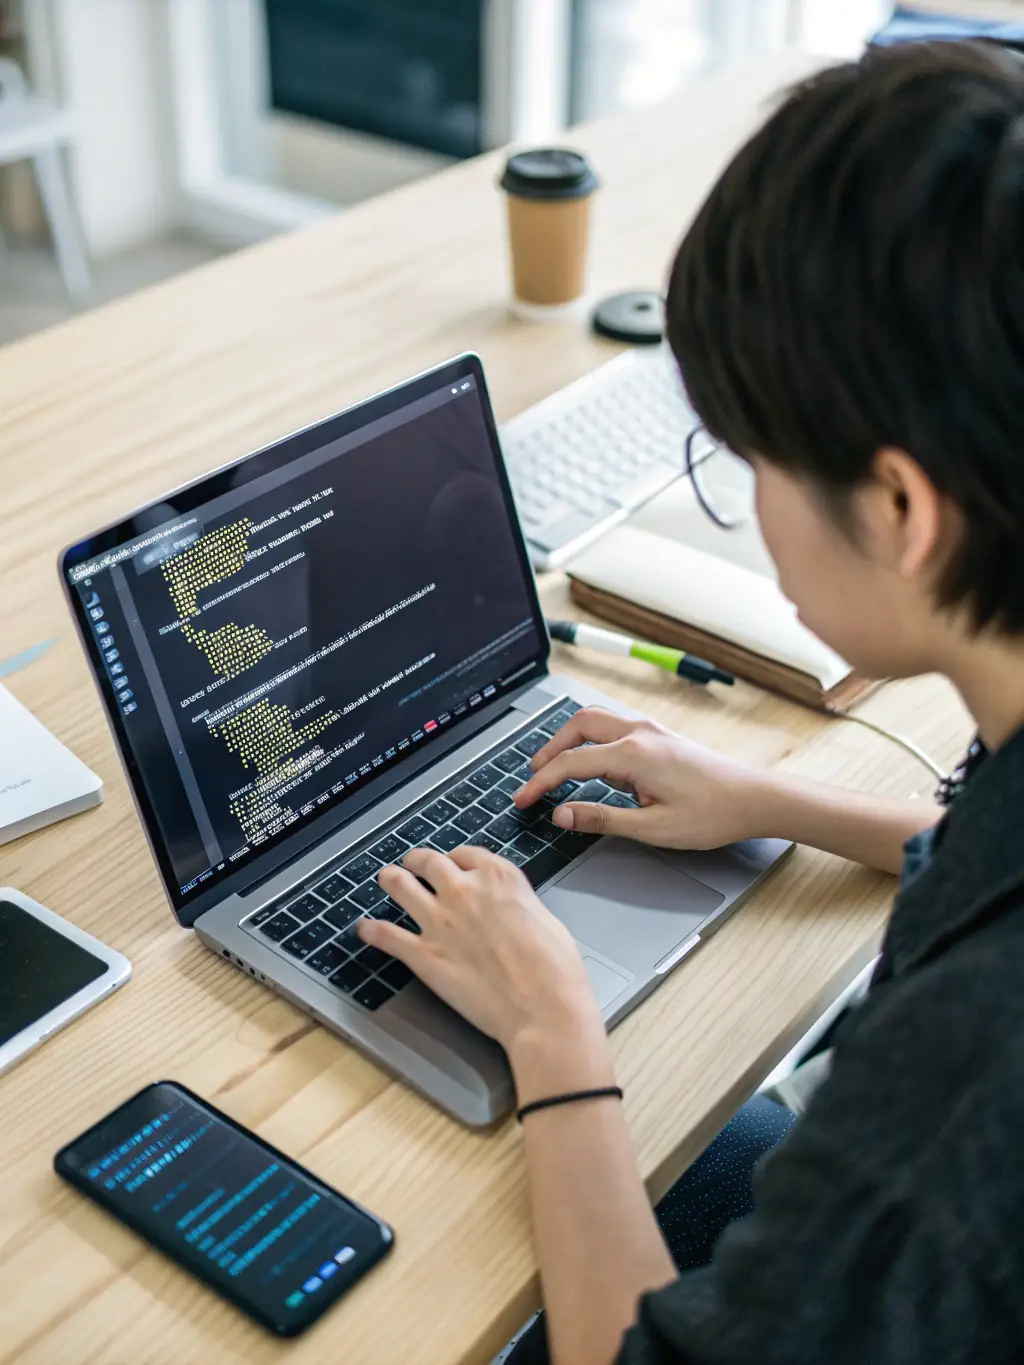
[666,40,1024,633]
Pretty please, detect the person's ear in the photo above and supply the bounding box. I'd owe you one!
[871,446,947,579]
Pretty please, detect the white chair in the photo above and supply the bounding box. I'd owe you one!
[0,56,90,303]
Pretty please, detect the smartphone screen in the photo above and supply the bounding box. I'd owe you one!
[54,1081,393,1337]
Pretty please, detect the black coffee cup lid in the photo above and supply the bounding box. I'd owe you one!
[500,148,598,201]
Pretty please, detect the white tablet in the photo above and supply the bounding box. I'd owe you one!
[0,887,130,1075]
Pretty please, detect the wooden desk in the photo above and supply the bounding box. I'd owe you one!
[0,51,971,1365]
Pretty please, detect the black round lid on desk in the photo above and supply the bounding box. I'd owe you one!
[592,290,665,344]
[499,149,599,201]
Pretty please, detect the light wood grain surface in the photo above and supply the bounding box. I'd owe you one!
[0,51,972,1365]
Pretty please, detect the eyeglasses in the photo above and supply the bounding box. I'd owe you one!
[684,425,755,530]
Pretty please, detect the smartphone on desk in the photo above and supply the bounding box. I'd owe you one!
[54,1081,393,1337]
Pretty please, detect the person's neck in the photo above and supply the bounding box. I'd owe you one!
[942,631,1024,751]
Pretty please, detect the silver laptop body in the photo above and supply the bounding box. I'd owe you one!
[61,354,790,1127]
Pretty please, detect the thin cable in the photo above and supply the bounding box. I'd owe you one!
[831,710,947,781]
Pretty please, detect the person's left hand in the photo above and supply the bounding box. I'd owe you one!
[356,846,601,1054]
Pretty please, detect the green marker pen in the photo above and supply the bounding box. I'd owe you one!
[547,619,734,687]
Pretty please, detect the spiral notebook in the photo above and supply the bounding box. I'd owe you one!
[566,482,877,713]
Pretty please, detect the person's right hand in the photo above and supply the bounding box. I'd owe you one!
[515,707,775,850]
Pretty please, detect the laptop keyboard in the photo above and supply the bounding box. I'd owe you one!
[242,700,638,1013]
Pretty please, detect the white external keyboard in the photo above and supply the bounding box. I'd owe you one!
[499,346,699,570]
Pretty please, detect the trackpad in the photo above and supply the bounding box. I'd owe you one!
[542,840,724,976]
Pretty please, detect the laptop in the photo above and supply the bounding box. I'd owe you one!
[60,354,790,1127]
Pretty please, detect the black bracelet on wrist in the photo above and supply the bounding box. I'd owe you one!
[516,1086,624,1123]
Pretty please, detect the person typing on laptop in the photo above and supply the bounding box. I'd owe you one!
[357,40,1024,1365]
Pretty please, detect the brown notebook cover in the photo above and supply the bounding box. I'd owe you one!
[569,577,879,713]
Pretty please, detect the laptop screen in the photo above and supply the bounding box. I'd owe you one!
[62,356,545,916]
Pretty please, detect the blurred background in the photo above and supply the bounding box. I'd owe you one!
[0,0,893,345]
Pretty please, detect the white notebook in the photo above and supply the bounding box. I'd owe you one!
[0,684,103,845]
[567,482,869,710]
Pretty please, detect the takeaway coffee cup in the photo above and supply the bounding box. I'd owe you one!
[499,148,599,317]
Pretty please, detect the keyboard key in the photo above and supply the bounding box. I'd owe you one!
[422,797,458,826]
[467,763,503,789]
[248,905,274,927]
[468,832,504,853]
[315,873,354,904]
[368,833,409,864]
[602,790,639,808]
[537,702,581,734]
[430,823,468,852]
[530,817,562,844]
[335,922,366,953]
[306,942,349,977]
[330,960,372,993]
[514,730,549,758]
[373,899,405,923]
[350,879,387,911]
[573,780,614,805]
[380,960,414,991]
[259,911,300,942]
[554,830,600,860]
[447,782,480,809]
[353,978,396,1012]
[323,900,362,932]
[281,919,334,959]
[356,945,393,973]
[285,892,326,923]
[492,748,528,774]
[546,780,580,804]
[342,852,382,885]
[397,814,435,843]
[477,787,513,815]
[397,913,422,935]
[512,830,547,860]
[452,805,491,835]
[497,774,525,797]
[523,846,573,889]
[499,845,530,867]
[486,813,522,844]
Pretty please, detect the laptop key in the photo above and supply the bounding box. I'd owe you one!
[342,852,382,885]
[537,702,582,735]
[259,910,301,942]
[447,782,480,809]
[523,845,574,890]
[422,797,458,826]
[353,978,396,1012]
[602,790,639,808]
[546,780,580,804]
[467,762,502,790]
[497,773,525,797]
[281,919,334,959]
[573,780,614,805]
[330,959,372,993]
[323,900,362,932]
[350,879,387,911]
[468,832,503,853]
[335,920,366,953]
[397,913,422,935]
[397,814,434,843]
[477,787,512,815]
[380,960,414,991]
[430,823,468,852]
[499,845,530,867]
[492,747,528,775]
[356,945,393,972]
[373,899,405,923]
[514,730,549,759]
[306,942,349,977]
[486,813,522,844]
[285,892,326,923]
[530,817,562,845]
[512,830,546,860]
[554,830,600,860]
[368,833,409,864]
[248,905,275,927]
[315,872,354,904]
[452,805,491,835]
